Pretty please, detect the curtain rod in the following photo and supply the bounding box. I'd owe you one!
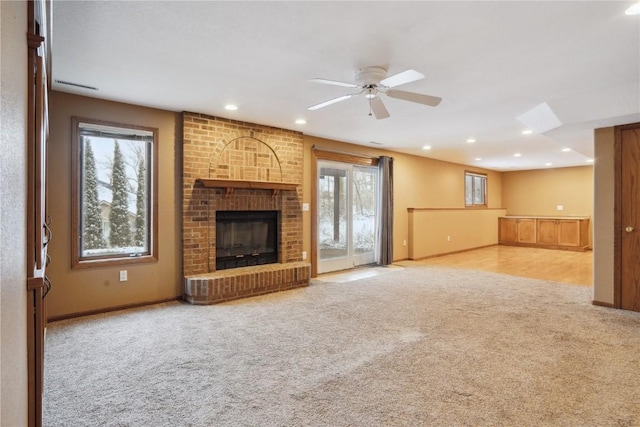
[311,144,392,160]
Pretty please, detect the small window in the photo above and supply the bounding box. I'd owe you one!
[465,171,487,207]
[71,117,158,268]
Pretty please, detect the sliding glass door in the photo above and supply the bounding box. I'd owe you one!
[317,160,378,274]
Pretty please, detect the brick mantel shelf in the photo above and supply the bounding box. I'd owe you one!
[196,178,299,198]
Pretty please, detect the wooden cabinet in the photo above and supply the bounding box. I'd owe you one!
[558,220,585,247]
[499,217,517,243]
[537,218,588,247]
[499,217,536,244]
[516,218,537,243]
[499,216,590,251]
[536,219,559,245]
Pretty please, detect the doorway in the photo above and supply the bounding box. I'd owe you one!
[615,123,640,312]
[317,160,378,274]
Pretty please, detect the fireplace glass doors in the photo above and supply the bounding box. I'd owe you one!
[215,210,278,270]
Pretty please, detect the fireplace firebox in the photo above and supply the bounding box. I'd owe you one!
[215,210,279,270]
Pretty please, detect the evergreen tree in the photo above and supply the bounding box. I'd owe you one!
[109,141,131,247]
[82,141,105,249]
[134,156,146,247]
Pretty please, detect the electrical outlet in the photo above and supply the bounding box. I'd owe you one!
[302,251,307,260]
[557,205,564,211]
[119,270,128,282]
[447,235,451,241]
[302,203,309,212]
[403,239,407,246]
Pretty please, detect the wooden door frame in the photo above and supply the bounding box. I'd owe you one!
[613,122,640,308]
[310,148,378,278]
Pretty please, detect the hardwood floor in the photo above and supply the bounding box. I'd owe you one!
[398,245,593,286]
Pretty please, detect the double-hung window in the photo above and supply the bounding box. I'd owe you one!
[465,171,487,207]
[72,117,158,268]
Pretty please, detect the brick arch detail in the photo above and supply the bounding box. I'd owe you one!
[210,136,283,182]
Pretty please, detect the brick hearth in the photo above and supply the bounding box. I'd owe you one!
[184,262,311,304]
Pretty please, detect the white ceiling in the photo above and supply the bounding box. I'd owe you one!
[51,1,640,171]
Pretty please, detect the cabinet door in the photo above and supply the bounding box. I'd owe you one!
[517,219,537,243]
[499,218,518,243]
[537,219,558,245]
[557,220,581,246]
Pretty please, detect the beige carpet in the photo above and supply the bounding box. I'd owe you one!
[43,266,640,426]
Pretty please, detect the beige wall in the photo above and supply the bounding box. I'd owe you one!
[302,136,503,262]
[502,166,594,247]
[502,166,593,217]
[593,127,615,305]
[408,209,507,259]
[1,1,29,424]
[47,92,181,318]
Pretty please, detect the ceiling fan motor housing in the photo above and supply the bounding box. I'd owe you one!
[355,66,388,86]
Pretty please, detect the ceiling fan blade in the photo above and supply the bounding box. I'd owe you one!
[309,78,359,88]
[386,89,442,107]
[308,94,353,110]
[380,69,425,88]
[370,96,390,120]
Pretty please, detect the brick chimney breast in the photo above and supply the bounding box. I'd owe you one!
[182,112,304,285]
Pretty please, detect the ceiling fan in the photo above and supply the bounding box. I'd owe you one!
[308,66,442,120]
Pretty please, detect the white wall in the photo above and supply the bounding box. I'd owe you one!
[0,0,29,425]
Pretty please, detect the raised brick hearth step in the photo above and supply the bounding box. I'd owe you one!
[184,262,311,305]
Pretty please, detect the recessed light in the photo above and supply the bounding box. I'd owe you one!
[545,162,553,166]
[467,138,476,143]
[224,104,238,111]
[474,157,482,161]
[587,158,595,163]
[561,148,571,152]
[514,153,522,157]
[626,2,640,15]
[522,129,533,135]
[422,145,432,150]
[295,119,306,125]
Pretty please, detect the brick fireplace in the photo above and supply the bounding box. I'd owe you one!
[182,112,310,304]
